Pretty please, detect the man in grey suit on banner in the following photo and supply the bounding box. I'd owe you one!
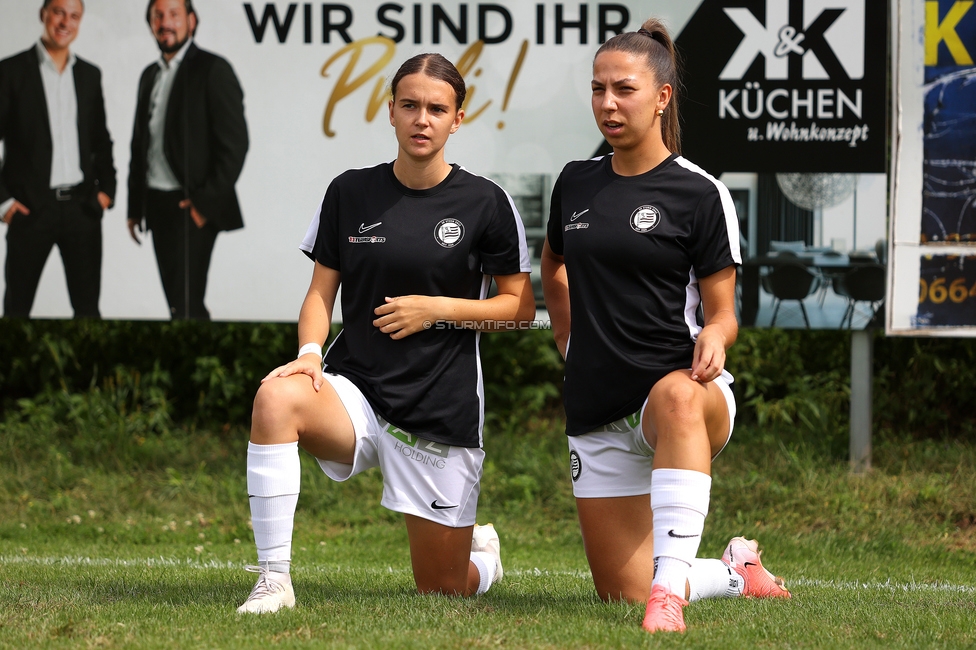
[128,0,248,320]
[0,0,116,319]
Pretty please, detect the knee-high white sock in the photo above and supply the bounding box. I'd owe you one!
[650,468,711,596]
[247,441,301,573]
[687,558,744,601]
[470,552,497,595]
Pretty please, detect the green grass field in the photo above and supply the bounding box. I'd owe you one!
[3,523,974,648]
[2,393,975,648]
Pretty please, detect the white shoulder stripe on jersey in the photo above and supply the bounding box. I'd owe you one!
[459,166,533,273]
[299,200,322,255]
[673,156,743,264]
[683,266,703,342]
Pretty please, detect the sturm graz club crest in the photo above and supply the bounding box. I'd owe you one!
[630,205,661,233]
[570,450,581,482]
[434,218,464,248]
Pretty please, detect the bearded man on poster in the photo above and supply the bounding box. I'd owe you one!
[127,0,248,320]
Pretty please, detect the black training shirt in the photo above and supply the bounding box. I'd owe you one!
[547,154,741,436]
[301,162,530,448]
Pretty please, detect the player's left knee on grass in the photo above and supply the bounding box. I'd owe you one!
[413,563,476,597]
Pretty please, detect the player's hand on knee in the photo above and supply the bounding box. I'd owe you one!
[372,295,440,340]
[262,357,325,391]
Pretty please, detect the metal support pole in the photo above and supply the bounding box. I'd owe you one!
[849,329,873,473]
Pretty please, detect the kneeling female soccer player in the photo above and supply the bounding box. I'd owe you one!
[238,52,534,613]
[541,17,791,633]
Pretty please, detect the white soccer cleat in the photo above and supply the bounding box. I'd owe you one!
[236,565,296,613]
[471,523,503,583]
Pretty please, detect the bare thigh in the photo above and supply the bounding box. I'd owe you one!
[576,495,654,603]
[250,373,357,463]
[404,514,479,596]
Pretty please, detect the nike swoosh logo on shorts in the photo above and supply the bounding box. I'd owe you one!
[430,500,458,510]
[668,529,699,539]
[570,209,589,221]
[359,222,382,233]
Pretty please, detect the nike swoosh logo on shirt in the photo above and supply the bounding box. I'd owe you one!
[430,500,458,510]
[570,209,589,221]
[359,222,382,233]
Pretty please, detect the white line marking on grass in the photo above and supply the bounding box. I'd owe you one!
[789,577,976,594]
[4,557,974,594]
[0,556,593,578]
[0,555,240,569]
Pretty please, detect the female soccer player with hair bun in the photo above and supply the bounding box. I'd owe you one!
[542,17,790,633]
[237,52,534,613]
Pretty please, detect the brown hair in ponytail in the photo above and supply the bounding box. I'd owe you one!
[595,17,682,154]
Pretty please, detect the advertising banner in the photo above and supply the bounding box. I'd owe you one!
[0,1,888,328]
[890,0,976,334]
[679,0,888,174]
[677,1,889,330]
[0,0,695,320]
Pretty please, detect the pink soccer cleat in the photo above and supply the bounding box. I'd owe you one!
[722,537,791,598]
[641,584,689,633]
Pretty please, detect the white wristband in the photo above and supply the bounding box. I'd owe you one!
[297,342,323,359]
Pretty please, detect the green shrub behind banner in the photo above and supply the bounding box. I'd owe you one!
[1,321,973,439]
[0,320,299,424]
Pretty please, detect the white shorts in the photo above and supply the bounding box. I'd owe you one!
[568,369,736,499]
[317,372,483,528]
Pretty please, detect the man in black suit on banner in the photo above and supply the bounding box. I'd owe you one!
[0,0,116,319]
[128,0,248,320]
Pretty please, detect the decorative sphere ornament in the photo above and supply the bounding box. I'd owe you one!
[775,173,857,210]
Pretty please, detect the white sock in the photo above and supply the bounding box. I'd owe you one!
[247,441,301,573]
[470,552,497,595]
[687,558,744,601]
[650,468,711,596]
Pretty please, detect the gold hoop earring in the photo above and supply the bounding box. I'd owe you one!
[657,109,664,117]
